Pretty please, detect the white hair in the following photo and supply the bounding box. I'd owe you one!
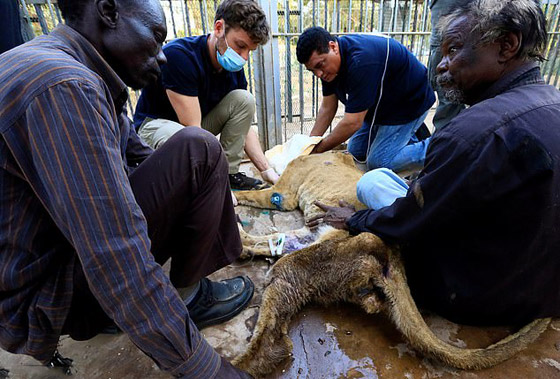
[438,0,547,61]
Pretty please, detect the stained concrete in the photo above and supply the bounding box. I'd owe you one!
[2,163,560,379]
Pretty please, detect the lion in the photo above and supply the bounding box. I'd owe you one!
[236,150,366,258]
[232,150,550,377]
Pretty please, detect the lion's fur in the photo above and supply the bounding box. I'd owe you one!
[235,150,367,219]
[237,150,365,258]
[233,151,550,377]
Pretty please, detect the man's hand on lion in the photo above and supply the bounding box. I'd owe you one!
[307,200,356,230]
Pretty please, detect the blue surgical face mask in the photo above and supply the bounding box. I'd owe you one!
[217,33,247,72]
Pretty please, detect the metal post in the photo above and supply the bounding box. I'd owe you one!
[370,0,375,32]
[542,3,560,79]
[405,0,412,47]
[180,0,188,37]
[19,0,35,40]
[247,53,254,95]
[332,0,338,32]
[34,4,49,34]
[285,0,293,123]
[392,0,398,36]
[312,0,317,26]
[204,0,211,31]
[347,0,353,32]
[54,2,62,24]
[255,0,282,149]
[167,0,177,38]
[379,0,384,32]
[324,0,328,29]
[364,0,369,32]
[183,0,192,36]
[416,0,429,62]
[199,0,208,34]
[410,0,419,53]
[45,0,58,26]
[299,0,305,134]
[359,0,364,32]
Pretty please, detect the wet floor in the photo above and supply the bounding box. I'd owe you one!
[1,163,560,378]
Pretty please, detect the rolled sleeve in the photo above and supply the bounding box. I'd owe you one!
[171,322,222,378]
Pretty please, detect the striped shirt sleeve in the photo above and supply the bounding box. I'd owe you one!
[23,79,221,377]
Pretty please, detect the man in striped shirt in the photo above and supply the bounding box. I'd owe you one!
[0,0,252,377]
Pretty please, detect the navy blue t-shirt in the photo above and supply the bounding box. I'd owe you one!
[133,35,247,130]
[322,35,435,125]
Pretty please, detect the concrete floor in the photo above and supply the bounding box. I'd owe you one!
[2,154,560,379]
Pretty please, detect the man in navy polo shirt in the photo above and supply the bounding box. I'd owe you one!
[134,0,279,190]
[296,27,435,173]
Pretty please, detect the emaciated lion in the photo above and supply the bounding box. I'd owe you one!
[232,151,551,377]
[236,150,366,258]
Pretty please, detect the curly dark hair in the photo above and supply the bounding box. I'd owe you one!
[296,27,336,64]
[215,0,270,45]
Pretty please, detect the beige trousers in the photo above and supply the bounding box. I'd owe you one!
[139,89,256,174]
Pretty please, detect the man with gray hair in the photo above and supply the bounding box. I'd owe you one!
[427,0,472,130]
[311,0,560,326]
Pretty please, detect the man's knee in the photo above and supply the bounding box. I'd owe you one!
[226,89,256,114]
[356,168,408,209]
[366,153,390,171]
[357,168,394,203]
[139,118,184,149]
[347,138,366,161]
[167,127,223,161]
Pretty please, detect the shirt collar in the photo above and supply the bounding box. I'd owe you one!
[336,36,347,80]
[472,62,544,105]
[49,24,129,113]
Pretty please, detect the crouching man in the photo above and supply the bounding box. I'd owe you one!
[134,0,280,189]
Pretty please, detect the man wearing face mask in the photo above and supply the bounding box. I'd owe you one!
[134,0,279,190]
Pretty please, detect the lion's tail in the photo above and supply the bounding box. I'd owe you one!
[380,253,550,370]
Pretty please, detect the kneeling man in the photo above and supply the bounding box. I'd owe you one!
[296,27,435,172]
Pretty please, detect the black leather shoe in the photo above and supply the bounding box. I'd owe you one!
[187,276,254,329]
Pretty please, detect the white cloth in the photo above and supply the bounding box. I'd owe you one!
[265,134,323,175]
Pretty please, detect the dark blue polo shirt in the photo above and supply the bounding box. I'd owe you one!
[322,34,435,125]
[133,35,247,130]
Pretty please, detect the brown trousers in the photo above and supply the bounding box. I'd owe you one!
[63,127,241,340]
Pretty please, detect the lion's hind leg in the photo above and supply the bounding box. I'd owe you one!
[233,233,386,377]
[233,239,349,377]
